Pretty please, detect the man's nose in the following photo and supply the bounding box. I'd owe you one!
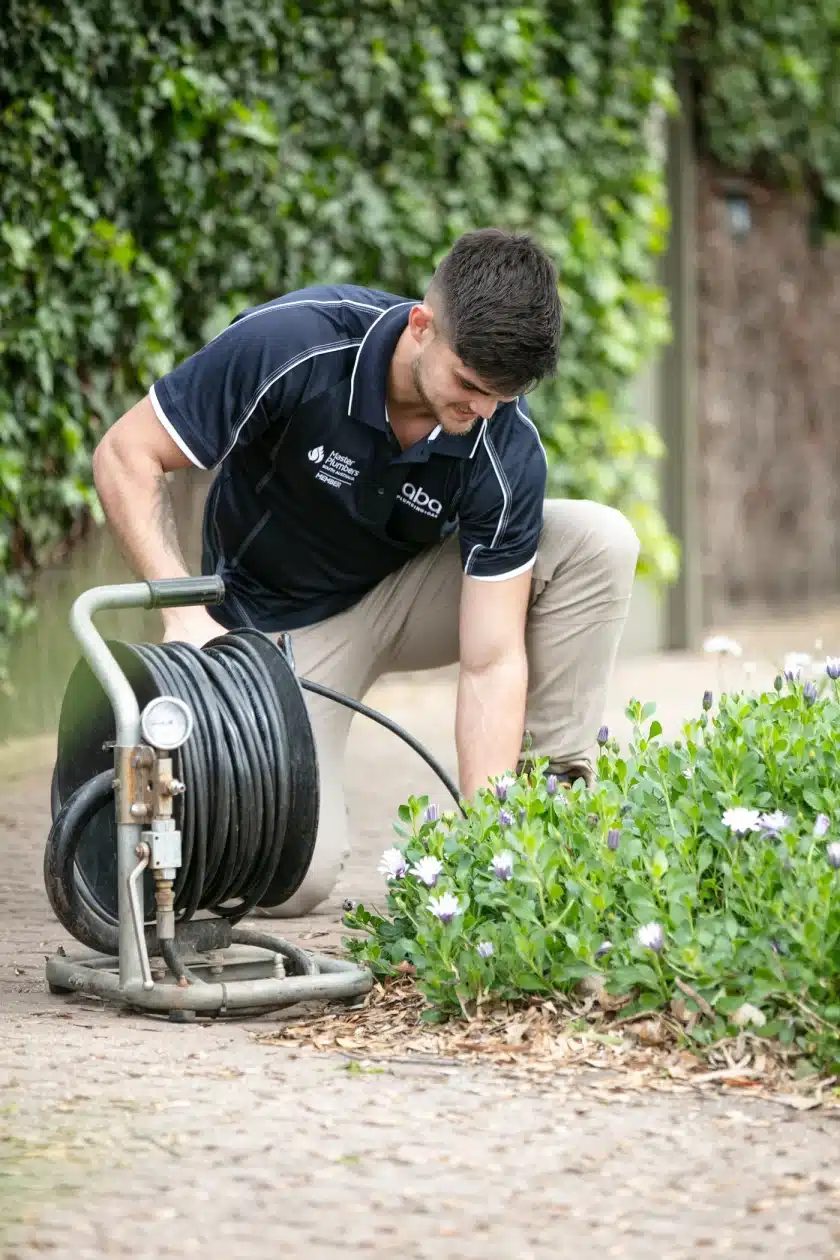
[470,397,498,420]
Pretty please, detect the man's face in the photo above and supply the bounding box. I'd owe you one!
[408,310,518,436]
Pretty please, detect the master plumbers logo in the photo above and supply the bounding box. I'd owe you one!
[311,447,360,490]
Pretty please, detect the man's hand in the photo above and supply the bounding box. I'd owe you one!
[162,607,228,648]
[455,567,532,800]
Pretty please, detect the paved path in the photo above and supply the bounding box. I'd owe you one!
[3,610,840,1258]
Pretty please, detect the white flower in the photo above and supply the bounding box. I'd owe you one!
[758,810,789,833]
[637,922,665,953]
[732,1002,766,1029]
[703,635,743,657]
[377,847,407,880]
[428,892,462,923]
[477,941,494,958]
[722,806,762,834]
[827,843,840,870]
[489,850,515,881]
[595,940,613,959]
[410,856,443,888]
[814,813,830,838]
[783,651,811,680]
[684,767,694,779]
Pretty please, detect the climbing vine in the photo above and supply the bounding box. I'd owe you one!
[2,1,838,686]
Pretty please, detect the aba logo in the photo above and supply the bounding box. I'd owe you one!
[400,482,443,518]
[307,446,325,464]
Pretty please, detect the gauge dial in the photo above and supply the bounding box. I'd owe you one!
[140,696,194,750]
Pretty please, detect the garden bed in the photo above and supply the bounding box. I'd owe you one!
[275,659,840,1096]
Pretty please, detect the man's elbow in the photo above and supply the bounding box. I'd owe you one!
[459,642,528,680]
[91,429,117,496]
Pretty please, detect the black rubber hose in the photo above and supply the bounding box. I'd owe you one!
[299,678,466,815]
[160,938,205,985]
[229,928,319,977]
[44,769,120,954]
[46,632,466,957]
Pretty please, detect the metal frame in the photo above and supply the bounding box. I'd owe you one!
[45,578,373,1018]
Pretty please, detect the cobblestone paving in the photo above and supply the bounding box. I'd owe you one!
[4,624,840,1259]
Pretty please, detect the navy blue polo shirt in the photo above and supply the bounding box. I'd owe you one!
[149,284,547,631]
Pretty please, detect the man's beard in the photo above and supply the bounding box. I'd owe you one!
[411,357,481,436]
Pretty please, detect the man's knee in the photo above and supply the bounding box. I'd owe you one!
[540,499,640,594]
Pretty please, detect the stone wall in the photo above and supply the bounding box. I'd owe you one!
[696,158,840,624]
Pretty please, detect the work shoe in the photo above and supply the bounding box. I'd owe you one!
[516,759,592,790]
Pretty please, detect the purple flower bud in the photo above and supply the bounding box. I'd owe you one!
[827,843,840,869]
[702,690,713,711]
[803,680,818,705]
[597,725,609,746]
[498,808,514,829]
[826,657,840,680]
[606,828,620,851]
[595,940,613,959]
[422,803,440,824]
[477,941,494,958]
[494,782,508,803]
[814,813,830,838]
[545,774,558,797]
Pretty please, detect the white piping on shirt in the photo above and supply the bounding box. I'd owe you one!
[468,418,487,458]
[149,384,206,468]
[465,554,537,582]
[515,403,548,468]
[482,426,512,549]
[205,297,390,346]
[150,340,361,470]
[347,301,413,415]
[461,401,544,577]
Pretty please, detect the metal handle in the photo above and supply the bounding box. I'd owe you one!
[146,576,225,609]
[128,846,154,991]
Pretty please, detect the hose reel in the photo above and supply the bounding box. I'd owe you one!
[42,576,373,1018]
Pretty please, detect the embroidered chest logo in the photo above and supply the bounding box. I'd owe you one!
[399,482,443,518]
[311,448,360,489]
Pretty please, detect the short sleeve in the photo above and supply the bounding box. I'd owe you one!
[148,303,337,471]
[458,400,547,581]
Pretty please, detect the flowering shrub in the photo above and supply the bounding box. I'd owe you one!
[345,667,840,1071]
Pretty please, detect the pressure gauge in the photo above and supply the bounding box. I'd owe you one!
[140,696,194,751]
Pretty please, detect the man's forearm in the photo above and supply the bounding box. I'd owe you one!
[455,651,528,800]
[93,441,190,583]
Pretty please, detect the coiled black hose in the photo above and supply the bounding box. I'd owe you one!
[45,628,464,956]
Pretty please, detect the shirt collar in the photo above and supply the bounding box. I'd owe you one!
[347,301,480,459]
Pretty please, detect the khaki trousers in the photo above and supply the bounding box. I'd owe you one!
[258,498,639,917]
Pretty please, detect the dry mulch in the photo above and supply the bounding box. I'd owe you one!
[254,975,840,1115]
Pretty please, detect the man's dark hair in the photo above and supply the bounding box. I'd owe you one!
[426,228,563,395]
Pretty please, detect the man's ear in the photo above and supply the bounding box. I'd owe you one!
[407,302,436,345]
